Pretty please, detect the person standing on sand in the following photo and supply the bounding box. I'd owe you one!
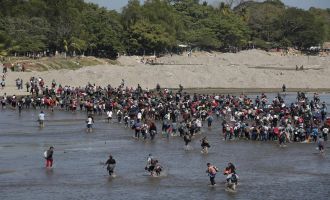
[20,79,23,90]
[25,81,30,92]
[1,78,5,89]
[282,84,286,92]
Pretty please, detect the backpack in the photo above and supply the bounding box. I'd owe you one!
[43,151,48,159]
[231,174,237,182]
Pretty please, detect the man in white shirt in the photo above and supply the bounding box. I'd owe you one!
[322,127,329,141]
[106,110,113,123]
[86,116,94,133]
[137,112,142,121]
[38,111,45,128]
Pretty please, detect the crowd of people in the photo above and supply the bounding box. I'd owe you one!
[1,65,7,90]
[1,76,328,187]
[1,76,329,148]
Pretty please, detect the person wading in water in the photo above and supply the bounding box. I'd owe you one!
[44,146,54,168]
[105,155,116,176]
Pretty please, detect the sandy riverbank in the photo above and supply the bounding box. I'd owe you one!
[1,49,330,96]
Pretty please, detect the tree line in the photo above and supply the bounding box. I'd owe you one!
[0,0,329,59]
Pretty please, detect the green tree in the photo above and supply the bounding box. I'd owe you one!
[236,0,285,48]
[280,8,325,49]
[3,17,49,54]
[215,13,250,49]
[129,20,176,54]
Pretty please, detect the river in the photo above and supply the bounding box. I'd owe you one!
[0,93,329,200]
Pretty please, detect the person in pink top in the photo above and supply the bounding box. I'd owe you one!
[206,163,218,186]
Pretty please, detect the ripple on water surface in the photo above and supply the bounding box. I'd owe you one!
[0,93,330,200]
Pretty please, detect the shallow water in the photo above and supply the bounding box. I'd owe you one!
[0,93,329,200]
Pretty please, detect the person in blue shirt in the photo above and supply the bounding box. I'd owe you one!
[312,127,319,142]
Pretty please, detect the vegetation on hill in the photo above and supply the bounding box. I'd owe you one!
[0,0,329,59]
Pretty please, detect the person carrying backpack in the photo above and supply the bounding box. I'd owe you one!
[206,115,214,128]
[206,163,218,186]
[145,154,156,176]
[200,137,211,153]
[44,146,54,168]
[224,162,238,190]
[226,173,239,190]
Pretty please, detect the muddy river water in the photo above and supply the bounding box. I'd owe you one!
[0,93,329,200]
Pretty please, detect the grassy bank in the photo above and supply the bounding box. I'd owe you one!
[2,56,118,71]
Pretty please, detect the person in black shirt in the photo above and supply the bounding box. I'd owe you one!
[105,155,116,176]
[45,146,54,168]
[201,137,211,153]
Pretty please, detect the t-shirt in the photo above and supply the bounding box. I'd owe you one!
[147,156,153,166]
[87,117,93,124]
[107,111,113,118]
[39,113,45,121]
[46,149,53,160]
[106,158,116,165]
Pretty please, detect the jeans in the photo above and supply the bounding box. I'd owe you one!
[210,176,216,185]
[135,130,140,138]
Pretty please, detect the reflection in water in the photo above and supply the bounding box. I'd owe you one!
[0,93,329,200]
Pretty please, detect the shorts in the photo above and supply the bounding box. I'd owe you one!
[87,124,92,129]
[148,166,155,172]
[319,145,324,151]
